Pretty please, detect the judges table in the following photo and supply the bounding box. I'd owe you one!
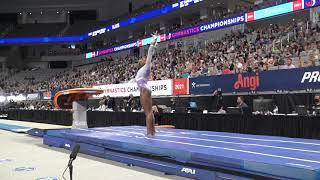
[6,109,320,139]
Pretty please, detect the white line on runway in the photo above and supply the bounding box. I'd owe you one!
[144,136,320,165]
[109,126,320,146]
[72,128,320,165]
[200,133,320,146]
[105,128,320,154]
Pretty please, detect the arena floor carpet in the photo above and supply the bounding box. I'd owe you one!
[44,126,320,179]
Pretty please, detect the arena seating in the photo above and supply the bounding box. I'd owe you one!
[0,68,65,93]
[0,23,13,37]
[1,19,319,95]
[63,21,109,35]
[5,23,66,37]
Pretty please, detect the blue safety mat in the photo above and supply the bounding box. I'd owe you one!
[0,123,31,133]
[47,126,320,179]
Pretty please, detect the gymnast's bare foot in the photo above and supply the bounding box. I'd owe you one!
[147,128,155,137]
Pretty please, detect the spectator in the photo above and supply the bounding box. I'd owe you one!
[127,94,139,111]
[313,94,320,109]
[284,58,296,69]
[105,95,115,110]
[213,88,224,112]
[237,96,249,114]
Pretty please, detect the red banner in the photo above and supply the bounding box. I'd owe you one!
[42,91,52,100]
[137,40,143,47]
[173,78,188,95]
[293,0,303,11]
[160,34,166,42]
[246,12,255,22]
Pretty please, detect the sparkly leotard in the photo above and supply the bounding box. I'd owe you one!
[135,45,155,92]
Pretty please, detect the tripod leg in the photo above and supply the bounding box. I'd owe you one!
[69,164,73,180]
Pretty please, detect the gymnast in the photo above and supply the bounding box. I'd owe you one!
[135,32,158,136]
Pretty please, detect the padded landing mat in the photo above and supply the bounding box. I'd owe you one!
[46,126,320,179]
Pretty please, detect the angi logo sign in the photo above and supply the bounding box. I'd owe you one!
[234,73,260,91]
[181,167,196,175]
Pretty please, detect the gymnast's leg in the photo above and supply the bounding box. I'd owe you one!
[140,88,155,136]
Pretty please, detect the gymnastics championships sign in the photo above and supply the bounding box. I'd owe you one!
[92,67,320,97]
[86,0,320,59]
[1,67,319,100]
[88,0,204,38]
[93,80,173,97]
[85,42,137,58]
[0,0,319,45]
[86,15,245,59]
[199,16,245,32]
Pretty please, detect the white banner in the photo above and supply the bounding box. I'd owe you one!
[7,94,27,102]
[93,80,172,97]
[27,93,40,100]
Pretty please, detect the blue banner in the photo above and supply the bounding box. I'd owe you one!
[189,67,320,94]
[304,0,320,9]
[0,35,88,44]
[199,15,245,32]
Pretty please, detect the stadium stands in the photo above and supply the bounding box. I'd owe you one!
[64,21,109,35]
[1,18,319,94]
[0,68,65,93]
[5,23,66,37]
[0,24,14,37]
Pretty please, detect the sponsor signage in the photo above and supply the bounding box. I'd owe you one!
[42,91,52,100]
[113,42,137,51]
[3,0,320,45]
[86,0,320,59]
[141,36,161,46]
[178,0,203,8]
[93,80,172,97]
[0,35,88,44]
[245,12,255,22]
[87,15,245,59]
[27,93,40,100]
[254,2,293,21]
[189,67,320,95]
[199,15,245,32]
[181,167,196,175]
[173,78,188,95]
[137,40,143,47]
[293,0,303,11]
[86,42,136,59]
[0,159,12,164]
[95,48,113,57]
[14,167,36,172]
[167,27,200,40]
[6,94,27,102]
[304,0,320,8]
[88,28,106,37]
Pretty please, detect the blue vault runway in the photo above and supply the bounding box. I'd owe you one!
[43,126,320,179]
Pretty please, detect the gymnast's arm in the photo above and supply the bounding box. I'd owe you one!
[145,45,156,67]
[145,32,158,66]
